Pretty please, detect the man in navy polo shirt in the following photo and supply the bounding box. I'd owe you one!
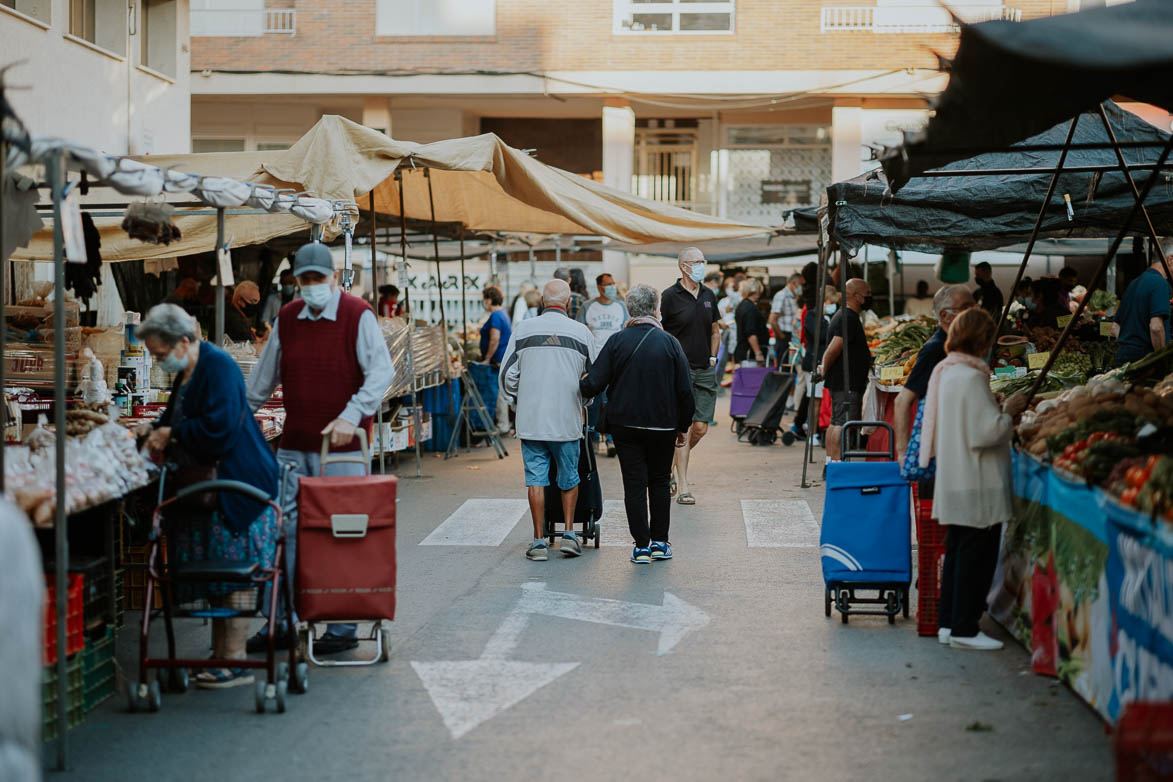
[893,285,975,465]
[660,247,720,506]
[1113,250,1171,366]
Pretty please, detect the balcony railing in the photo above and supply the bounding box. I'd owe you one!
[821,5,1021,33]
[191,8,296,37]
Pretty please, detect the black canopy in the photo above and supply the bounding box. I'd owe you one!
[879,0,1173,191]
[828,102,1173,254]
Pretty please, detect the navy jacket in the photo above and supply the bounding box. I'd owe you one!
[580,324,695,433]
[158,342,279,535]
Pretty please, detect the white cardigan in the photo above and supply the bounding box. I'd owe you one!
[931,363,1014,529]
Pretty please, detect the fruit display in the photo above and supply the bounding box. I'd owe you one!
[1015,369,1173,523]
[871,317,936,387]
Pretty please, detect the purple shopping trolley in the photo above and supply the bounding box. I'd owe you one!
[729,366,771,435]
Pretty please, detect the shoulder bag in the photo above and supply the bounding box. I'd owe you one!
[900,399,936,482]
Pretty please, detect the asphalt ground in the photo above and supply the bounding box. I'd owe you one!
[57,393,1112,781]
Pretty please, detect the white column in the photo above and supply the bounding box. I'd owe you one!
[363,97,393,135]
[831,106,864,184]
[602,104,636,283]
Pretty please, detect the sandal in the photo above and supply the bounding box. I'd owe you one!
[676,492,696,505]
[670,476,678,498]
[195,667,255,689]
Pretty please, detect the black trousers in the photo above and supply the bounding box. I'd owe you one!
[610,425,677,548]
[938,523,1002,637]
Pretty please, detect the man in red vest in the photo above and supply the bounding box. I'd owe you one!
[246,242,394,655]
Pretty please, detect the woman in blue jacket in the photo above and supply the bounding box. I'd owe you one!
[136,304,280,689]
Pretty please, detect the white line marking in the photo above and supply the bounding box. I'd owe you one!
[597,499,632,547]
[419,499,529,546]
[741,499,819,548]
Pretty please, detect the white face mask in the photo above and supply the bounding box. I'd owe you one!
[825,303,838,316]
[300,281,333,309]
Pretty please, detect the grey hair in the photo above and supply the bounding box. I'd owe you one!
[626,284,658,318]
[137,303,199,346]
[932,284,966,319]
[739,278,762,297]
[678,247,704,266]
[553,267,570,282]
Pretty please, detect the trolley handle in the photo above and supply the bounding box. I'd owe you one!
[175,479,274,504]
[840,420,895,462]
[319,428,370,475]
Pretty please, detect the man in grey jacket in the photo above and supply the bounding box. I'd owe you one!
[500,279,598,561]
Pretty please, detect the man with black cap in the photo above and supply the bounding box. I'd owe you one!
[245,241,394,655]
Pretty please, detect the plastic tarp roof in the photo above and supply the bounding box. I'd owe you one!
[15,116,767,262]
[267,116,769,245]
[827,102,1173,254]
[879,0,1173,191]
[604,234,816,264]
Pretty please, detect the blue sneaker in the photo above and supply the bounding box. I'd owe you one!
[650,542,673,561]
[630,546,651,564]
[526,540,548,561]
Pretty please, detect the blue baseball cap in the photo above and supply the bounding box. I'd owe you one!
[292,242,334,278]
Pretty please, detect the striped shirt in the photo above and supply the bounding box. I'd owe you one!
[499,310,597,442]
[770,286,799,334]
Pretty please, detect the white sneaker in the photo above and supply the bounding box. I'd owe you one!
[949,632,1003,651]
[938,628,952,645]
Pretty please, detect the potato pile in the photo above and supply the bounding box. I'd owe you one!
[1017,374,1173,458]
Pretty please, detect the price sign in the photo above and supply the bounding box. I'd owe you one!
[994,366,1017,376]
[1100,321,1115,338]
[1027,351,1050,370]
[217,246,235,287]
[880,365,904,382]
[1056,314,1072,328]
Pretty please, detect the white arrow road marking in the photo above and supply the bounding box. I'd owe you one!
[419,499,528,546]
[412,583,710,739]
[411,660,580,741]
[518,582,710,656]
[741,499,819,548]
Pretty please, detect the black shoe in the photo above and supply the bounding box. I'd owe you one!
[246,628,294,654]
[606,442,616,457]
[313,635,360,655]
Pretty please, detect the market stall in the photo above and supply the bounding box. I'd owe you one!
[990,349,1173,724]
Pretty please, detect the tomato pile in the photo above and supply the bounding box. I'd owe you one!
[1106,454,1173,522]
[1050,431,1131,476]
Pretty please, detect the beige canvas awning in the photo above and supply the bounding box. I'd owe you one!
[13,115,770,261]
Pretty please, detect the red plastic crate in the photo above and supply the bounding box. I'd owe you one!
[913,484,947,637]
[44,573,85,666]
[1116,703,1173,782]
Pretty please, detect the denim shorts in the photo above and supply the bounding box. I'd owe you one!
[521,439,581,490]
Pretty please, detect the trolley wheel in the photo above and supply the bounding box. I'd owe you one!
[147,679,162,712]
[255,680,267,714]
[276,662,290,684]
[166,668,189,694]
[824,588,831,617]
[291,662,310,694]
[126,681,146,713]
[380,626,393,663]
[275,680,288,714]
[781,431,796,447]
[902,588,910,619]
[594,523,601,549]
[886,592,898,624]
[735,420,745,436]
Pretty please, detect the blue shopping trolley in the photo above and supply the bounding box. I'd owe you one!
[820,421,911,624]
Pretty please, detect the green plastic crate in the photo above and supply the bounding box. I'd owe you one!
[82,627,116,713]
[43,656,84,742]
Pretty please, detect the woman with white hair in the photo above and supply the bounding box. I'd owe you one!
[134,303,280,687]
[733,278,769,366]
[580,284,695,564]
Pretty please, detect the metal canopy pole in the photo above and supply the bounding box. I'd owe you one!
[459,234,468,343]
[1025,135,1173,403]
[838,249,851,454]
[48,151,69,771]
[396,172,422,477]
[991,117,1079,344]
[1097,104,1173,282]
[370,191,386,474]
[424,169,447,328]
[801,234,830,488]
[214,207,226,344]
[0,137,7,490]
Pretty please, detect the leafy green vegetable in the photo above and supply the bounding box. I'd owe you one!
[1088,289,1118,312]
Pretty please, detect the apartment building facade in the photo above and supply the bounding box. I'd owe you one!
[2,0,192,154]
